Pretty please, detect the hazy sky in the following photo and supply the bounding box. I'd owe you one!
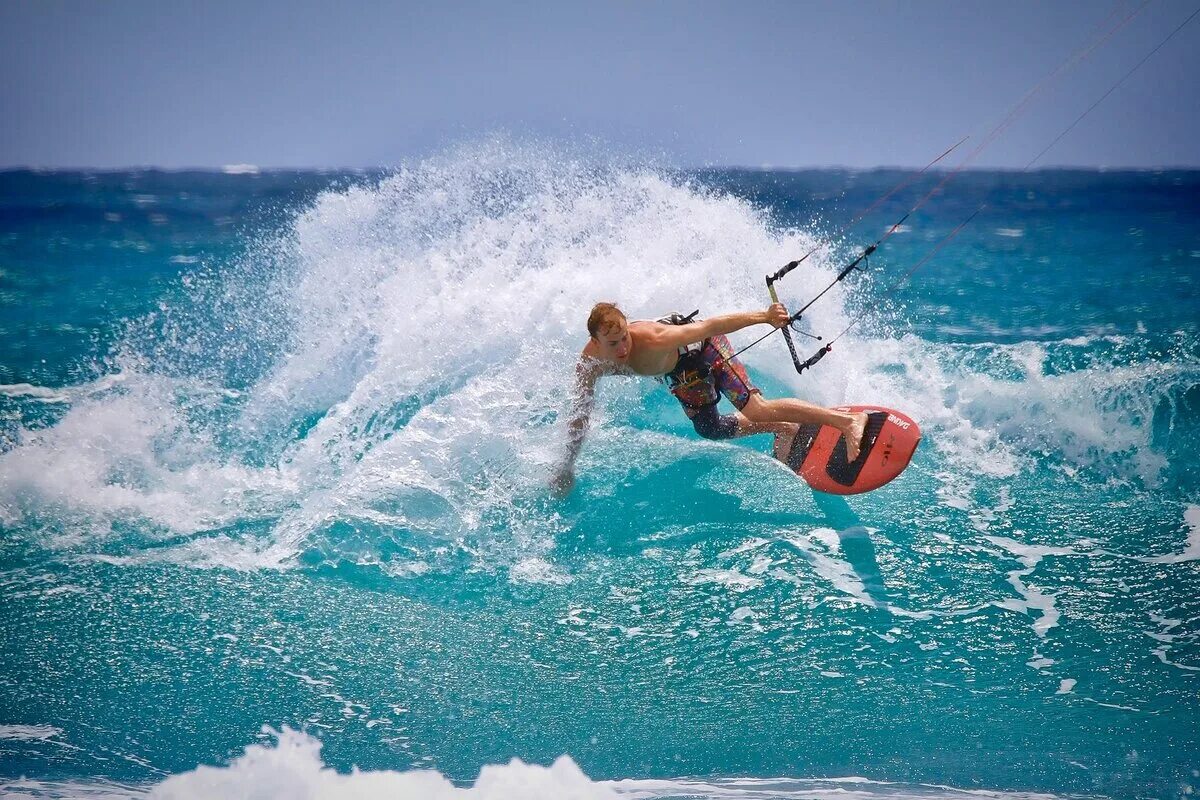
[2,0,1198,169]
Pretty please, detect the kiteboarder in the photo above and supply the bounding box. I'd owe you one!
[553,302,868,494]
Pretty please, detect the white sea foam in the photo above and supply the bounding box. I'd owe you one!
[0,778,144,798]
[985,536,1076,638]
[1146,505,1200,563]
[893,337,1187,484]
[146,728,622,800]
[510,557,573,585]
[0,373,301,546]
[785,528,870,604]
[1146,611,1200,672]
[0,383,69,403]
[1026,654,1055,670]
[0,727,1071,800]
[2,142,848,566]
[683,568,763,593]
[0,724,65,741]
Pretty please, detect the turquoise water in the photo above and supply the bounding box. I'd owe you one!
[1,145,1198,798]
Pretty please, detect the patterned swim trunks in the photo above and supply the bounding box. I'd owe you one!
[664,334,760,440]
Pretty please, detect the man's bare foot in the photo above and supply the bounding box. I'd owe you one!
[842,412,869,462]
[772,423,800,463]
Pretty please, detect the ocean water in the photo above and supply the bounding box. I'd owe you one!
[1,144,1198,799]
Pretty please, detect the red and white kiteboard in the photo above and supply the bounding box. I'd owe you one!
[781,405,921,495]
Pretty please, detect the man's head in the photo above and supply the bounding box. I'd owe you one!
[587,302,631,363]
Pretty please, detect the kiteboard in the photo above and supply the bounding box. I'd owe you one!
[781,405,920,495]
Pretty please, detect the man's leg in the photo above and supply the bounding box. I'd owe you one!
[688,403,800,461]
[704,335,868,461]
[732,415,800,461]
[739,394,869,461]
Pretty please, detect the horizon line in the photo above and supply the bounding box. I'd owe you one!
[3,163,1200,175]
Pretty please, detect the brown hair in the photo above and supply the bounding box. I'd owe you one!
[587,302,626,338]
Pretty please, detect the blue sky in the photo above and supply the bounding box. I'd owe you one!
[2,0,1198,169]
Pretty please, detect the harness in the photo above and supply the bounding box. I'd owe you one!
[657,309,723,409]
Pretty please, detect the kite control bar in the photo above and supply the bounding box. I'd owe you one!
[765,240,878,375]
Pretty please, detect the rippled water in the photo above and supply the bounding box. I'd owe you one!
[1,146,1197,798]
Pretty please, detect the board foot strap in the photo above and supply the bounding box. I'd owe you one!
[825,411,888,486]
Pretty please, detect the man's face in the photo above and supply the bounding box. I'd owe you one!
[593,320,631,363]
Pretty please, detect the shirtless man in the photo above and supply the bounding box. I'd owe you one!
[552,301,869,494]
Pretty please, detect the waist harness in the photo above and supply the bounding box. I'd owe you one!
[658,309,720,409]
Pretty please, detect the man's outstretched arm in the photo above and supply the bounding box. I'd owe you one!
[552,358,603,495]
[651,304,789,350]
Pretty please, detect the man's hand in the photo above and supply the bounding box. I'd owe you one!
[551,466,576,497]
[765,302,790,328]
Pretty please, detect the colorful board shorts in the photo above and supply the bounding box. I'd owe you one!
[664,334,760,440]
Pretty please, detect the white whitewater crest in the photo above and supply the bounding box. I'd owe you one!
[0,141,844,566]
[148,728,619,800]
[0,727,1077,799]
[0,140,1187,569]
